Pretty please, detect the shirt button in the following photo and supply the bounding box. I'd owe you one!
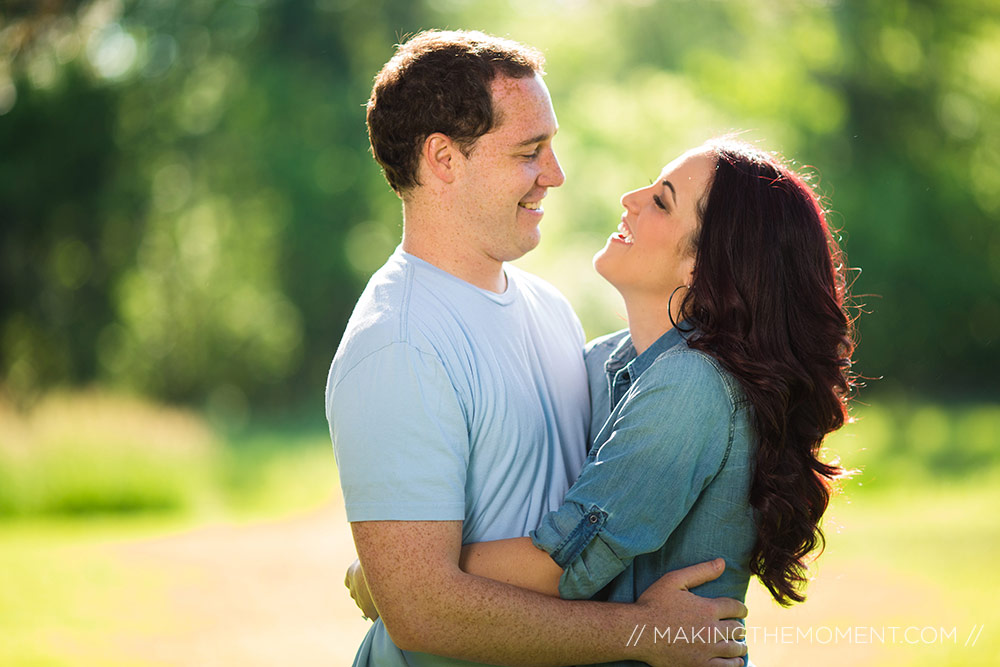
[588,513,599,524]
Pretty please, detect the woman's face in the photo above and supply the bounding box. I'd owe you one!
[594,148,716,299]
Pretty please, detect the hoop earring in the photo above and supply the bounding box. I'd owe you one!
[668,284,692,331]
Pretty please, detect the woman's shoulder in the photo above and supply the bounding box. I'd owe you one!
[646,339,746,409]
[584,329,629,362]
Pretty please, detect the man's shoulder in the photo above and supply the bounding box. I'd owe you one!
[331,251,452,370]
[338,252,413,346]
[326,258,440,402]
[331,251,484,377]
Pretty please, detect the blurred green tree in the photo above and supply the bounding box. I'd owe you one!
[1,0,998,407]
[0,0,437,408]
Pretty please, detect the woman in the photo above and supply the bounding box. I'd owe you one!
[352,137,855,656]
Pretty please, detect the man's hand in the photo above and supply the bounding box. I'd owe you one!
[351,521,744,665]
[635,558,748,667]
[345,559,379,621]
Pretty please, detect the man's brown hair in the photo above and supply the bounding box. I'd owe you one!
[366,30,545,194]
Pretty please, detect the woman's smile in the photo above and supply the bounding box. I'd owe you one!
[613,217,635,245]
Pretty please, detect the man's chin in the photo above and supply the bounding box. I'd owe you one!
[497,232,542,263]
[517,231,542,258]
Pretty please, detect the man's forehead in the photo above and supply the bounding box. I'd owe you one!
[490,71,544,96]
[489,74,557,140]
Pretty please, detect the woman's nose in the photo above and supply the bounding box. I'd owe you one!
[620,186,643,212]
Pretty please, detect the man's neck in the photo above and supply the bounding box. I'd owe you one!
[401,201,507,293]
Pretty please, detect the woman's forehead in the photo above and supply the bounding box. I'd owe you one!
[659,149,715,194]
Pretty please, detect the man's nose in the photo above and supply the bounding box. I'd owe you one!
[539,147,565,188]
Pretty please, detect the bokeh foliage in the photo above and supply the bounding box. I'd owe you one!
[2,0,998,409]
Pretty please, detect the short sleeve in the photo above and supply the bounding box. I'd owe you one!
[531,352,735,599]
[327,342,469,522]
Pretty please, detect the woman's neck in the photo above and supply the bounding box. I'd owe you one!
[621,284,690,356]
[623,292,674,356]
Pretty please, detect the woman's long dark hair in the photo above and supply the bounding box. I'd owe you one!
[678,139,856,606]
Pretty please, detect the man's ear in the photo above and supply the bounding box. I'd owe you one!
[421,133,461,185]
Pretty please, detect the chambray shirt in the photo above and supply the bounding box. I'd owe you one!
[531,326,757,665]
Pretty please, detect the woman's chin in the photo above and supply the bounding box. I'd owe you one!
[592,245,610,273]
[593,244,620,286]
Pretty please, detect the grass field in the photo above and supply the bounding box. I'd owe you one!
[745,478,1000,665]
[0,392,997,664]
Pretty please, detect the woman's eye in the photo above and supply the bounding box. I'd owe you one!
[653,194,668,211]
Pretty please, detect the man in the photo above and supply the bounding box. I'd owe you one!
[326,29,748,666]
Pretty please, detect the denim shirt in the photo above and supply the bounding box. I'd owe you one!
[530,326,757,664]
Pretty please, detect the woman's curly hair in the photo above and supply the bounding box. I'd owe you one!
[679,139,857,605]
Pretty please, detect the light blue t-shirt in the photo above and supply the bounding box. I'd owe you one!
[326,247,589,666]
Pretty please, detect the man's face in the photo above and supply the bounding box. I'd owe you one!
[457,73,565,263]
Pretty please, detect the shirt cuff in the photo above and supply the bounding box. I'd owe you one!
[530,501,626,599]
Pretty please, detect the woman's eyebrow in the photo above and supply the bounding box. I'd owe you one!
[662,179,677,205]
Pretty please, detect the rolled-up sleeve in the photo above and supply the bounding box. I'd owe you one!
[531,351,736,599]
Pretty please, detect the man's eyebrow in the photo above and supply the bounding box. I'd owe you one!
[516,132,553,147]
[662,179,677,205]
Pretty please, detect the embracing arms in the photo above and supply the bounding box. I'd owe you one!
[351,519,747,666]
[333,337,747,664]
[346,536,558,624]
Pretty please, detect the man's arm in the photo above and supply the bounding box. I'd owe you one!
[354,520,748,667]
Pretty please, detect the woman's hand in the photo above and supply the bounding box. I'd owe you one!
[345,558,379,621]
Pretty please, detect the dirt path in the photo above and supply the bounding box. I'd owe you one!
[98,497,962,666]
[110,497,371,665]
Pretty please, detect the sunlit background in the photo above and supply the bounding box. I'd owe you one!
[2,0,998,664]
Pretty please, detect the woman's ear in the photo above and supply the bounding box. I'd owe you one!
[421,133,460,185]
[680,253,697,288]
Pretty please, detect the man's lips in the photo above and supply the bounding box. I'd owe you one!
[518,190,548,212]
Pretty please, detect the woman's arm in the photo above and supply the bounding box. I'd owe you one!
[458,536,564,596]
[535,352,738,599]
[459,356,736,602]
[346,536,563,620]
